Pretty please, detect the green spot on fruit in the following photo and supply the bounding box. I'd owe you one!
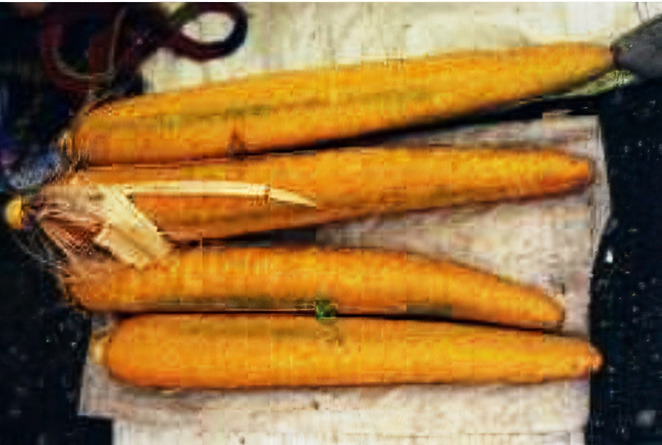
[314,297,338,320]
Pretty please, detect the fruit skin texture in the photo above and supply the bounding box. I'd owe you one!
[70,43,614,165]
[68,246,565,330]
[75,146,593,241]
[100,314,604,390]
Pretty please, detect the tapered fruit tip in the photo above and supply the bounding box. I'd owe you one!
[589,345,603,373]
[518,290,565,330]
[5,196,24,230]
[541,153,594,193]
[566,156,593,188]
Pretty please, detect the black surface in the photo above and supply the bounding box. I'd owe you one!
[0,230,109,445]
[587,80,662,445]
[0,5,112,444]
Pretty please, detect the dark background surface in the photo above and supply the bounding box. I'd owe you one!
[0,4,661,445]
[587,81,662,445]
[0,5,112,445]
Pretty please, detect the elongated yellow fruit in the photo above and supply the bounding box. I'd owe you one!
[96,314,603,389]
[68,43,614,165]
[68,247,564,329]
[72,146,592,241]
